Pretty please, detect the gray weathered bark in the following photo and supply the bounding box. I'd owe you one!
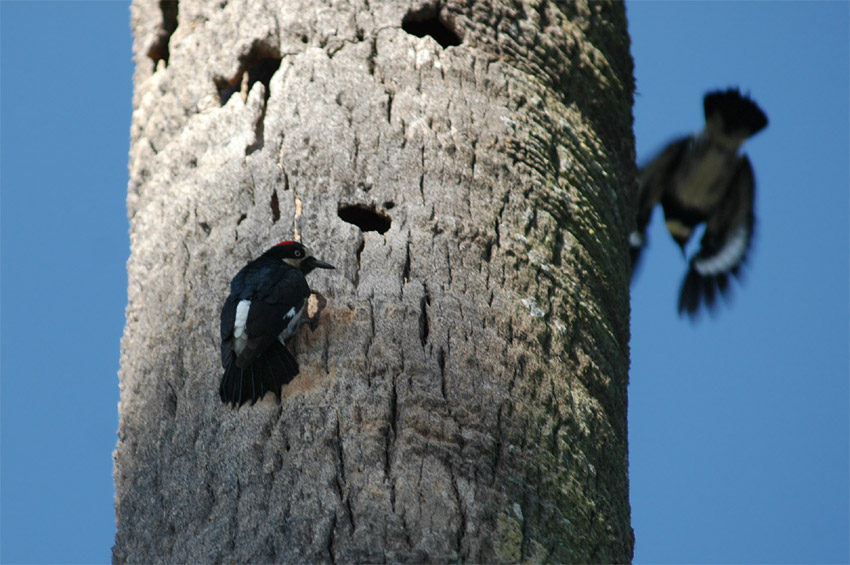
[114,0,635,562]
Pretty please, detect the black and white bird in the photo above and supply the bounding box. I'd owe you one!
[631,88,768,317]
[219,241,334,407]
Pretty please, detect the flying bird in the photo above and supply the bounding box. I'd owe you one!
[631,88,768,317]
[219,241,334,407]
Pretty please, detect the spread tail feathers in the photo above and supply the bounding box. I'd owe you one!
[678,266,740,319]
[219,340,299,407]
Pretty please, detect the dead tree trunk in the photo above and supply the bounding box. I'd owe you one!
[114,0,635,562]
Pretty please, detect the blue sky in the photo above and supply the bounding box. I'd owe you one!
[628,2,848,562]
[0,1,847,563]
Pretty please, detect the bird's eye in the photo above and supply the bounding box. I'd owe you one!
[294,250,302,257]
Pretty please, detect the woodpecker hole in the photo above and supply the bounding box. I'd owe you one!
[147,0,179,71]
[270,190,281,222]
[402,7,461,48]
[216,44,282,105]
[338,204,392,234]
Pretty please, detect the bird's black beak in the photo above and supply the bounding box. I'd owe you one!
[305,256,335,270]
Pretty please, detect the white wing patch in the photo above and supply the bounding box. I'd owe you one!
[233,299,251,354]
[278,304,305,343]
[694,224,749,276]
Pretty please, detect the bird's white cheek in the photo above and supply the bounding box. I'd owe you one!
[233,299,251,354]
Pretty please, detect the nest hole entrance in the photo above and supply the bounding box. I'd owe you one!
[216,45,282,105]
[338,204,392,234]
[402,9,461,48]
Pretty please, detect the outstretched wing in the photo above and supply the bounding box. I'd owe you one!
[678,156,755,317]
[631,137,690,275]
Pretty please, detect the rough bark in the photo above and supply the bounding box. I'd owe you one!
[114,0,635,562]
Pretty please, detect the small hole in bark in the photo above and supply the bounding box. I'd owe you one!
[402,8,461,48]
[338,204,391,234]
[270,190,280,222]
[383,200,395,210]
[216,44,282,105]
[147,0,179,70]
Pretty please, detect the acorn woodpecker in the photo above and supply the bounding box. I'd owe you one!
[219,241,334,407]
[631,88,768,317]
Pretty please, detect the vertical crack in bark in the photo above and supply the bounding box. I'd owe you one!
[552,227,565,267]
[449,464,467,559]
[281,166,290,191]
[327,513,337,563]
[415,456,426,525]
[353,236,365,289]
[367,35,377,76]
[401,239,411,285]
[322,321,330,374]
[418,145,426,203]
[495,191,509,255]
[418,284,430,347]
[247,169,257,206]
[364,297,375,387]
[385,373,397,479]
[438,344,447,401]
[334,415,355,535]
[402,511,413,549]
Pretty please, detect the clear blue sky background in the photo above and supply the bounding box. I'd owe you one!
[0,1,847,563]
